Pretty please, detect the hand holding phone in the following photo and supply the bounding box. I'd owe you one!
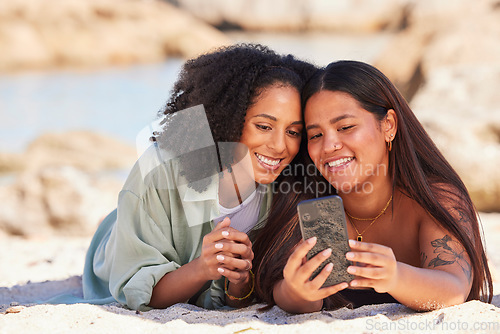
[298,195,355,287]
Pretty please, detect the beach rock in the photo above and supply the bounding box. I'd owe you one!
[0,131,136,236]
[0,131,137,173]
[372,24,432,100]
[0,165,122,237]
[373,0,500,211]
[374,0,500,100]
[0,0,230,72]
[0,152,24,173]
[411,65,500,212]
[170,0,408,32]
[23,131,138,173]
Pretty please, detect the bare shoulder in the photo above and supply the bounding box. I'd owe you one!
[429,182,475,235]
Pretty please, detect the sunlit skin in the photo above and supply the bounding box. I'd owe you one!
[272,90,472,314]
[149,85,303,309]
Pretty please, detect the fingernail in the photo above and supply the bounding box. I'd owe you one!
[215,243,223,249]
[221,230,229,237]
[325,263,333,272]
[349,239,357,247]
[217,268,224,274]
[322,248,332,257]
[307,237,317,245]
[350,280,358,287]
[216,255,224,262]
[347,266,356,274]
[346,252,354,260]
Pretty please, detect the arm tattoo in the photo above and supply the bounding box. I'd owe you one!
[428,235,472,283]
[456,210,468,223]
[453,208,473,237]
[420,251,428,266]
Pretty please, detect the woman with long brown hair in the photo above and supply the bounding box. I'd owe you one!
[252,60,492,313]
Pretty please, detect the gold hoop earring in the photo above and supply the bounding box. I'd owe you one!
[387,133,394,151]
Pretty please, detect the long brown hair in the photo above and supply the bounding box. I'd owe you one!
[253,60,493,309]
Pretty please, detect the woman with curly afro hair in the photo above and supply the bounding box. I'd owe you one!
[82,44,317,311]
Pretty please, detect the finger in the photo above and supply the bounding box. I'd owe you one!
[309,262,334,290]
[214,241,253,260]
[347,265,386,280]
[288,237,317,268]
[348,239,392,255]
[218,250,240,258]
[298,248,333,283]
[203,218,232,245]
[346,251,387,267]
[217,254,252,271]
[283,238,317,282]
[221,228,252,247]
[318,282,350,299]
[349,278,375,289]
[217,267,249,284]
[215,217,231,230]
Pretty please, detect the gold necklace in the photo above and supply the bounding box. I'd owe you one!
[345,195,393,242]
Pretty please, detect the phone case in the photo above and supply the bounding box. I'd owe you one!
[297,195,355,287]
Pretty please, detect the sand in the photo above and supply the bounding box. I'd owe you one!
[1,213,500,333]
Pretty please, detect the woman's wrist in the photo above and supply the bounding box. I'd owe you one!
[226,270,254,300]
[192,257,215,282]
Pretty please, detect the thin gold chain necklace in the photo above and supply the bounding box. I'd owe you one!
[345,195,393,242]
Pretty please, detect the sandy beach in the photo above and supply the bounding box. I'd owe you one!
[1,0,500,332]
[1,213,499,333]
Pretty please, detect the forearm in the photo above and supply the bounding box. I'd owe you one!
[390,262,468,311]
[148,257,210,308]
[273,279,323,314]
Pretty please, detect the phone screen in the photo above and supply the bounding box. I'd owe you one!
[297,195,354,287]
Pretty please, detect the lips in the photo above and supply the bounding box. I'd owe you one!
[255,153,282,170]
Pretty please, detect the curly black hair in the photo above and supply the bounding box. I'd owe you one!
[152,43,317,191]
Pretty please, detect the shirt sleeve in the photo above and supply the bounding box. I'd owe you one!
[97,186,185,311]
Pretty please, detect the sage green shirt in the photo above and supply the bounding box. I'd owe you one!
[82,146,272,311]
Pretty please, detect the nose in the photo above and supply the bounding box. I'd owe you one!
[268,130,286,155]
[323,132,342,153]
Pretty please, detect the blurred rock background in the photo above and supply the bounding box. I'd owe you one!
[0,0,499,238]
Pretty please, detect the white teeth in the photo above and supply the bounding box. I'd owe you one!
[327,157,353,167]
[256,153,280,166]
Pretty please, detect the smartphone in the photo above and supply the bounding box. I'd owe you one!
[297,195,355,287]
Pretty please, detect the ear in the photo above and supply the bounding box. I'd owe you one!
[383,109,397,141]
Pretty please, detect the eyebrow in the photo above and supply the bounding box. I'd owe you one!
[252,113,276,121]
[252,113,303,125]
[306,114,355,131]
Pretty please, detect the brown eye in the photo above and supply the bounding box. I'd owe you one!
[255,124,271,131]
[309,133,322,140]
[338,125,354,131]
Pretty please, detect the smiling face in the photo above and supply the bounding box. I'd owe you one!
[238,85,303,185]
[305,90,394,193]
